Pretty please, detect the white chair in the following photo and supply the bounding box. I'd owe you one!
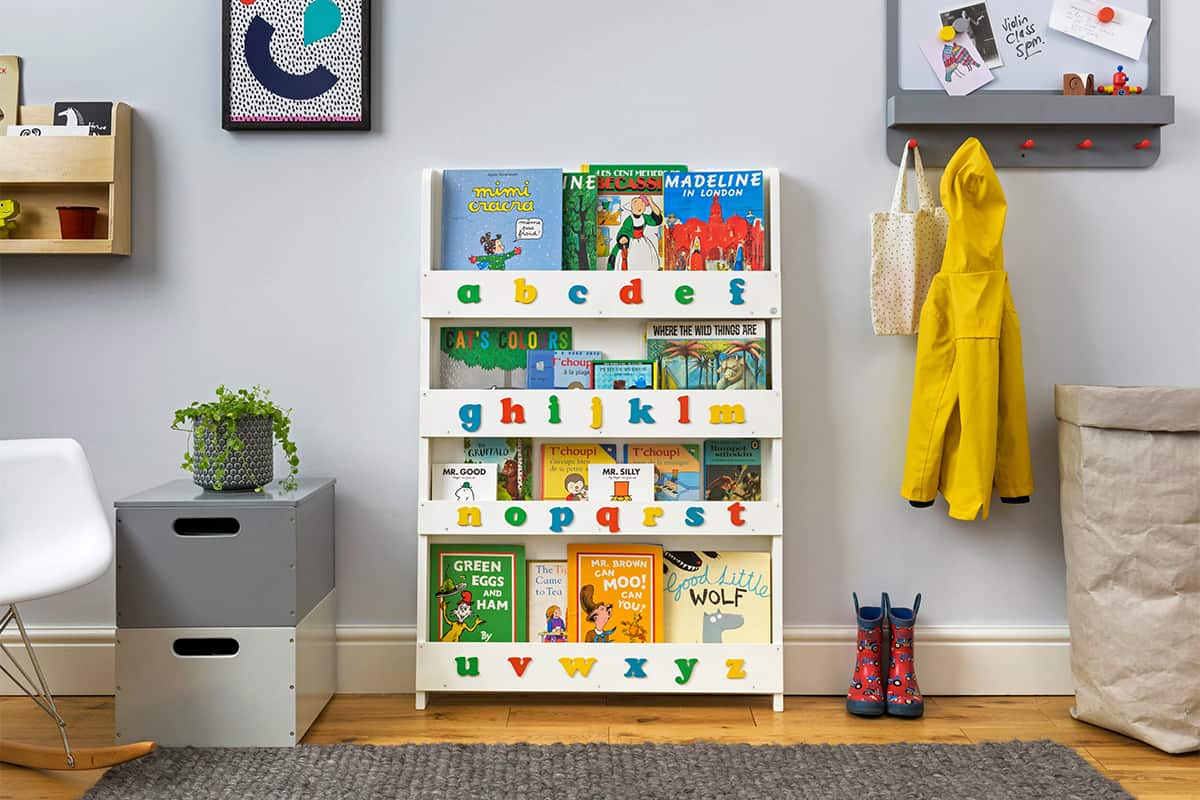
[0,438,112,768]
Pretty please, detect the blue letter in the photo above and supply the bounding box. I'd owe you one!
[729,277,746,306]
[684,506,705,527]
[459,403,482,432]
[624,658,648,678]
[628,398,656,425]
[568,284,588,304]
[549,506,575,533]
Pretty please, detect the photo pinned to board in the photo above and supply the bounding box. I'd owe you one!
[919,28,994,96]
[940,3,1003,69]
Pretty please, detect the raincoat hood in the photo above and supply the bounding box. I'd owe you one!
[940,137,1006,274]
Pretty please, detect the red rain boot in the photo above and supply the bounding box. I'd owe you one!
[885,592,925,718]
[846,592,886,716]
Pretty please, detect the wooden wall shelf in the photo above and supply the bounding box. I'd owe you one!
[0,103,132,254]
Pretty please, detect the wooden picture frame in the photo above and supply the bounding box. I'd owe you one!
[222,0,371,131]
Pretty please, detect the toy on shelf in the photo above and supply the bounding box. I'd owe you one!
[1098,65,1143,96]
[1062,73,1096,96]
[0,199,19,238]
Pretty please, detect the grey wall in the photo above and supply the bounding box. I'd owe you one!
[3,1,1197,630]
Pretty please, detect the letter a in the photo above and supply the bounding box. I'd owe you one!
[455,656,480,677]
[457,284,482,304]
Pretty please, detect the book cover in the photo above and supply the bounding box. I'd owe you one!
[587,462,655,503]
[591,360,655,390]
[588,164,686,271]
[462,438,533,501]
[663,551,771,643]
[528,560,569,643]
[0,57,18,136]
[430,543,526,643]
[645,320,767,390]
[663,170,766,271]
[567,543,664,643]
[703,439,763,501]
[440,168,563,271]
[440,326,572,389]
[540,443,620,501]
[52,101,113,135]
[432,463,497,502]
[625,443,701,501]
[562,172,598,270]
[526,350,603,390]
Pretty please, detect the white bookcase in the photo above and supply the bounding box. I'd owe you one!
[416,168,784,711]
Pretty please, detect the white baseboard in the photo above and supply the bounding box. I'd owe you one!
[1,625,1073,697]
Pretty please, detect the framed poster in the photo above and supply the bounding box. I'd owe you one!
[222,0,370,130]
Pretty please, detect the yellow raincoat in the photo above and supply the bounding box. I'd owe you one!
[901,138,1034,520]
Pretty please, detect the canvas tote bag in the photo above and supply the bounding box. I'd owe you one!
[869,144,948,336]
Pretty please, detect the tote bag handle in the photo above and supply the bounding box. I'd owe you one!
[890,144,936,214]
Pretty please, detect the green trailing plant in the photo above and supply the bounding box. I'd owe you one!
[171,385,299,492]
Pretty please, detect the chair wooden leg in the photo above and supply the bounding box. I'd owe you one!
[0,604,74,767]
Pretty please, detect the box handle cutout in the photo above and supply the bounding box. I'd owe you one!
[172,638,240,657]
[173,517,240,536]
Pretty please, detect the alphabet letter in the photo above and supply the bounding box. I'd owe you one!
[619,278,644,305]
[457,507,482,527]
[504,506,527,527]
[673,658,699,685]
[628,398,655,424]
[514,278,538,304]
[709,404,746,424]
[678,395,691,424]
[548,394,561,424]
[568,284,589,304]
[624,658,648,678]
[459,404,482,433]
[727,501,746,527]
[549,506,575,533]
[457,284,481,304]
[590,396,603,430]
[596,506,621,533]
[508,656,532,677]
[675,285,695,305]
[685,507,705,527]
[500,397,526,424]
[729,277,746,305]
[725,658,747,679]
[454,656,480,677]
[642,506,663,527]
[559,657,596,678]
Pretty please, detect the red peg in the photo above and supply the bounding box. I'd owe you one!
[1020,139,1036,150]
[1077,138,1094,150]
[1134,139,1152,150]
[1097,6,1115,23]
[907,138,919,150]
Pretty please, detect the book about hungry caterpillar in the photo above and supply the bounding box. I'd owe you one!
[644,320,768,390]
[429,543,526,643]
[440,168,563,271]
[703,438,763,502]
[624,443,701,501]
[663,551,772,644]
[461,438,533,501]
[662,170,767,271]
[567,543,664,644]
[539,443,620,501]
[585,164,686,271]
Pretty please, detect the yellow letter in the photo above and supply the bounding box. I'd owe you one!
[514,278,538,304]
[725,658,747,679]
[456,507,482,527]
[590,396,603,430]
[559,657,597,678]
[642,506,664,527]
[708,404,746,424]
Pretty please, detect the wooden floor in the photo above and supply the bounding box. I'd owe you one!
[1,694,1197,799]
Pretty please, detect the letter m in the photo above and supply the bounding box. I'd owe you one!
[708,404,746,424]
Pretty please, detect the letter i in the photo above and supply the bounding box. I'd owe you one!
[548,394,561,424]
[590,396,603,430]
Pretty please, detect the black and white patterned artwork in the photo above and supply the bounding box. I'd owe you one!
[222,0,370,130]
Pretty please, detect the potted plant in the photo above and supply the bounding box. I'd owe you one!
[171,385,299,492]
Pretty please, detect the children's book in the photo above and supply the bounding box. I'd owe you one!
[587,463,654,503]
[0,57,18,136]
[526,350,603,390]
[462,438,533,501]
[645,321,768,390]
[586,164,686,271]
[540,443,620,501]
[440,326,572,389]
[663,551,771,643]
[567,543,663,643]
[432,463,497,502]
[662,170,766,271]
[624,443,701,501]
[591,360,655,390]
[440,168,563,271]
[429,544,526,643]
[528,560,569,643]
[562,172,598,270]
[53,102,113,135]
[703,439,763,501]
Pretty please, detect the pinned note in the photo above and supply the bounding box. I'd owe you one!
[1049,0,1151,61]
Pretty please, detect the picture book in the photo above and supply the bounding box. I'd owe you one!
[624,444,701,501]
[0,57,18,137]
[562,172,598,270]
[440,326,572,389]
[432,463,497,502]
[663,551,771,643]
[662,170,766,271]
[528,560,569,643]
[462,438,533,501]
[540,443,620,501]
[645,321,768,390]
[52,101,113,135]
[567,543,663,643]
[587,463,654,503]
[526,350,603,390]
[430,544,526,643]
[703,439,763,501]
[587,164,686,271]
[440,168,563,271]
[591,360,655,391]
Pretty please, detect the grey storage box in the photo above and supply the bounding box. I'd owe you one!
[115,478,334,628]
[1056,386,1200,754]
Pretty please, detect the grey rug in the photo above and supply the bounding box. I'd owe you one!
[83,741,1130,799]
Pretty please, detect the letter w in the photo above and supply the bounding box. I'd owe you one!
[559,657,597,678]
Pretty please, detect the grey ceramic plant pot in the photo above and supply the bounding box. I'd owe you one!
[191,415,274,491]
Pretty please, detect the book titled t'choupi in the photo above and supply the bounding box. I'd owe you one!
[540,443,620,501]
[429,544,526,643]
[663,170,766,271]
[625,443,701,501]
[440,168,563,270]
[663,551,771,643]
[567,543,663,643]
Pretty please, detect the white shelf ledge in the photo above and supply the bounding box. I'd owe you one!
[419,500,781,536]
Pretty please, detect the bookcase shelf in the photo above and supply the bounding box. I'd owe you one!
[416,166,785,712]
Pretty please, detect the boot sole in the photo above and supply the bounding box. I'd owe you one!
[846,700,886,717]
[886,704,925,718]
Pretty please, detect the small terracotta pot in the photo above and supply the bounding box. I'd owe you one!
[57,206,99,239]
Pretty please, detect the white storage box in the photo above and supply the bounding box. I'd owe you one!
[116,590,335,747]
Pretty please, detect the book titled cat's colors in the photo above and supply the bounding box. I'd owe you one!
[440,326,572,389]
[526,350,603,389]
[462,438,533,501]
[624,443,701,501]
[562,172,598,270]
[528,560,569,643]
[540,443,620,501]
[662,170,766,271]
[567,543,663,643]
[663,551,771,643]
[429,544,526,643]
[703,439,762,501]
[441,168,562,271]
[432,463,497,502]
[645,321,768,390]
[587,463,654,503]
[587,164,686,271]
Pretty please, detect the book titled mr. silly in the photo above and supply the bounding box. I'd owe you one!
[429,544,526,643]
[440,168,563,270]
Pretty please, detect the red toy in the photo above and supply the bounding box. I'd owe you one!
[1098,65,1143,96]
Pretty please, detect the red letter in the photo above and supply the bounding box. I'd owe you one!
[727,501,746,526]
[596,506,621,533]
[619,278,644,305]
[678,395,691,424]
[507,656,532,677]
[500,397,526,424]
